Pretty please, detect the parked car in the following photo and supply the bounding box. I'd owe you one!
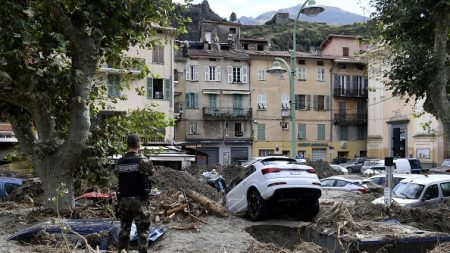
[372,175,450,208]
[329,164,348,174]
[0,177,23,198]
[340,158,366,173]
[428,159,450,174]
[332,157,348,164]
[361,159,384,173]
[362,160,386,176]
[368,174,426,188]
[225,156,322,221]
[394,158,423,174]
[320,175,370,193]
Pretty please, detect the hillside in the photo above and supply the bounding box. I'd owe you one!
[241,20,373,51]
[239,5,370,25]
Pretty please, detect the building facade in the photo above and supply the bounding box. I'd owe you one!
[320,35,369,161]
[367,48,444,168]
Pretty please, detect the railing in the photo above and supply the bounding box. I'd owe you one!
[174,103,183,114]
[333,88,368,98]
[202,107,252,120]
[334,113,368,125]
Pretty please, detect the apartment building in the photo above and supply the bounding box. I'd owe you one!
[174,21,253,165]
[320,35,369,161]
[249,50,334,161]
[100,32,176,144]
[367,47,444,168]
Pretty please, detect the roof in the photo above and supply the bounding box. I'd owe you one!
[320,34,368,50]
[187,49,249,60]
[201,20,241,26]
[0,123,12,132]
[333,57,366,64]
[401,175,450,184]
[248,50,334,60]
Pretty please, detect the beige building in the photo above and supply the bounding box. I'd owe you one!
[367,48,445,168]
[100,32,176,144]
[320,35,369,161]
[174,21,254,165]
[249,50,334,161]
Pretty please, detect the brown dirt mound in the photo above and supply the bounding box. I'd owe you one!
[184,164,243,186]
[152,166,222,201]
[306,160,343,179]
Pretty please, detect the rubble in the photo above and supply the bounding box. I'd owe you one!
[306,160,343,179]
[7,178,43,205]
[430,242,450,253]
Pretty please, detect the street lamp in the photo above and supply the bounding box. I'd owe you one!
[267,0,324,158]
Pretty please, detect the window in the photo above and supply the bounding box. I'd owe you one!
[4,183,20,195]
[259,149,274,156]
[233,94,243,115]
[334,74,350,94]
[317,124,325,140]
[257,44,264,51]
[185,93,198,109]
[295,95,306,110]
[281,95,290,109]
[257,124,265,141]
[317,60,323,66]
[314,95,325,111]
[281,122,288,130]
[336,180,347,187]
[343,47,349,57]
[353,76,365,96]
[340,126,348,140]
[321,179,335,187]
[235,122,243,136]
[205,66,221,81]
[108,75,121,97]
[257,94,266,110]
[338,63,346,69]
[243,44,249,50]
[185,65,199,81]
[152,45,164,64]
[229,27,237,34]
[298,66,306,80]
[209,94,217,109]
[227,66,248,83]
[298,59,305,65]
[424,184,439,199]
[147,78,164,99]
[298,123,306,140]
[317,67,325,81]
[357,126,366,140]
[441,182,450,197]
[257,70,265,81]
[189,122,198,135]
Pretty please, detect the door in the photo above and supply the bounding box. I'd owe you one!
[312,148,327,161]
[421,184,441,208]
[198,147,219,165]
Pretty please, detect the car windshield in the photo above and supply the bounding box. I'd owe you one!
[442,160,450,167]
[347,158,358,164]
[392,182,424,199]
[408,159,422,169]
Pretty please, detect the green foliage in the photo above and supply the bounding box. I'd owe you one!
[241,20,374,51]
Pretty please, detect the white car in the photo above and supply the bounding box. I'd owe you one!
[372,175,450,208]
[329,164,349,174]
[225,156,322,221]
[368,174,426,187]
[320,175,370,193]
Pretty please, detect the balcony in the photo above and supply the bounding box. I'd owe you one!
[334,113,367,126]
[203,107,252,120]
[174,102,183,119]
[333,88,368,98]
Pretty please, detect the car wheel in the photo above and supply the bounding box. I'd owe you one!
[348,167,353,173]
[247,189,270,221]
[299,199,320,221]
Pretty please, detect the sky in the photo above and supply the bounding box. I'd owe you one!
[182,0,374,18]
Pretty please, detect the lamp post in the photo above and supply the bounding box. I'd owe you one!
[267,0,324,158]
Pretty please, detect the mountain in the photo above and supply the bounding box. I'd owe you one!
[239,5,369,25]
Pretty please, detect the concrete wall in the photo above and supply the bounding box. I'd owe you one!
[321,36,368,57]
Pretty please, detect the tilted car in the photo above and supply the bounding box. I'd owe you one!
[225,156,321,221]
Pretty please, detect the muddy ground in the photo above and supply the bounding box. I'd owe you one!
[1,164,450,252]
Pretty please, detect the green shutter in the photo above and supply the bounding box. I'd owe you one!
[108,75,120,97]
[147,77,153,99]
[257,124,265,141]
[317,124,325,140]
[107,75,114,97]
[185,93,190,108]
[194,93,199,108]
[164,78,172,101]
[298,123,306,140]
[209,94,217,109]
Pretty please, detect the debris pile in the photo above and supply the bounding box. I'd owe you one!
[7,178,43,205]
[430,242,450,253]
[306,160,343,179]
[184,164,242,186]
[311,201,360,236]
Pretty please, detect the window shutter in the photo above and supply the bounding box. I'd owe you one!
[108,75,114,97]
[352,76,358,90]
[227,66,233,83]
[216,66,221,81]
[205,66,210,81]
[317,124,325,140]
[147,77,153,99]
[194,93,199,108]
[325,96,330,110]
[334,74,339,90]
[185,65,191,80]
[257,124,265,141]
[185,93,190,108]
[298,123,306,140]
[164,78,172,101]
[313,95,318,111]
[364,77,368,88]
[242,66,248,83]
[345,75,351,89]
[193,65,198,81]
[306,95,311,110]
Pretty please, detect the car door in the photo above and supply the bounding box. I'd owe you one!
[225,165,255,213]
[440,182,450,203]
[421,184,441,207]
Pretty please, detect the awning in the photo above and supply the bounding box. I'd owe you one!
[202,89,221,94]
[222,90,251,95]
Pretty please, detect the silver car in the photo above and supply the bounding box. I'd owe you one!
[320,175,369,193]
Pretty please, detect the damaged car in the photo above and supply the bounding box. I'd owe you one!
[225,156,321,221]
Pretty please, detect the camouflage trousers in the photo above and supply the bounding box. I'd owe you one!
[118,197,151,253]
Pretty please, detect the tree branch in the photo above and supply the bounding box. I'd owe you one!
[4,104,36,156]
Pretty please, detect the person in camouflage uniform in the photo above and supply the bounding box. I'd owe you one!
[115,134,153,253]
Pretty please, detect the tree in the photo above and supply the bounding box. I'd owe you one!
[230,12,237,22]
[0,0,184,209]
[371,0,450,157]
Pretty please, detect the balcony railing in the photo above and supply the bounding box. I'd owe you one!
[334,113,368,126]
[202,107,252,120]
[333,88,368,98]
